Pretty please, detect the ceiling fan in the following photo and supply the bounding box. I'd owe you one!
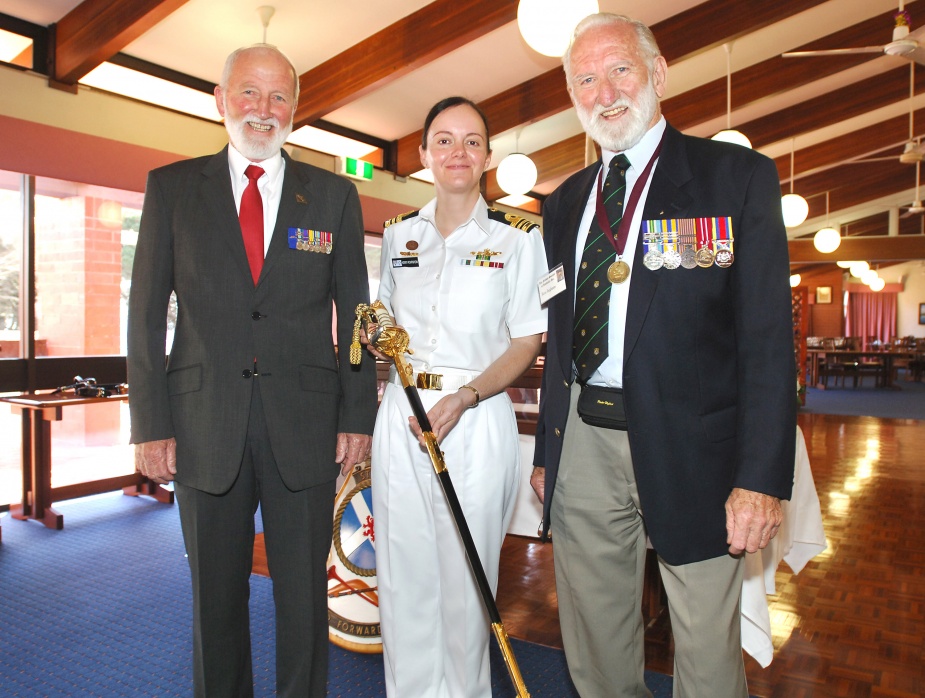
[845,61,924,165]
[783,2,925,66]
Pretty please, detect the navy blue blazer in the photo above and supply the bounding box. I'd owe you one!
[534,123,797,565]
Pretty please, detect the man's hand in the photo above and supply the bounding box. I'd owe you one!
[135,438,177,483]
[725,487,783,555]
[530,467,545,504]
[336,433,372,475]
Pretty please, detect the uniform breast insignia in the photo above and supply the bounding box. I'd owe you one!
[328,460,381,653]
[289,227,332,253]
[488,208,540,233]
[641,217,734,270]
[461,248,504,269]
[383,210,420,228]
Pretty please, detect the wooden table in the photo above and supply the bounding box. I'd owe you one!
[1,391,173,535]
[806,349,919,389]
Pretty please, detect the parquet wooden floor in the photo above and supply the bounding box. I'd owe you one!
[495,413,925,698]
[255,411,925,696]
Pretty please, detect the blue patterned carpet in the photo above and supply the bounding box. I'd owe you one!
[0,492,675,697]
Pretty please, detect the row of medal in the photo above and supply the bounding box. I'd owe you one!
[288,227,333,254]
[640,217,734,270]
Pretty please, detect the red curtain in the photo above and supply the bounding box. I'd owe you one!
[845,292,897,347]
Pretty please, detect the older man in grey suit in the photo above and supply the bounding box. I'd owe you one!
[128,44,377,697]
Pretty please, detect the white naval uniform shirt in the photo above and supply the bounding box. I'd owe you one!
[378,196,548,373]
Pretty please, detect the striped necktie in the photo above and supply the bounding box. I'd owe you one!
[573,154,630,382]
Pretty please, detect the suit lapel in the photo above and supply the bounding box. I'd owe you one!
[624,125,693,366]
[260,151,310,285]
[201,146,254,282]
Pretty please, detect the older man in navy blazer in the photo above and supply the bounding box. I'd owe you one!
[128,45,377,697]
[531,14,796,697]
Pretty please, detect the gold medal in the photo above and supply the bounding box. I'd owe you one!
[607,259,630,284]
[695,246,715,268]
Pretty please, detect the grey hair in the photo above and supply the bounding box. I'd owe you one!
[220,43,300,103]
[562,13,661,79]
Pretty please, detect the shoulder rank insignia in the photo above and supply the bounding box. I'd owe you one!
[488,208,540,233]
[383,209,420,228]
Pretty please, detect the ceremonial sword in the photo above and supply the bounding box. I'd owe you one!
[351,300,530,698]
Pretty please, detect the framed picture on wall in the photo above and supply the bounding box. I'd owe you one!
[919,303,925,325]
[816,286,832,304]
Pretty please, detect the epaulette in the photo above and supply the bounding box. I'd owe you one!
[487,208,540,233]
[383,209,420,228]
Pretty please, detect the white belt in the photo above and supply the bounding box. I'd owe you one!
[388,366,478,392]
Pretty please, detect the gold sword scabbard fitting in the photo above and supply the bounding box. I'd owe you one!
[491,623,530,697]
[424,435,447,474]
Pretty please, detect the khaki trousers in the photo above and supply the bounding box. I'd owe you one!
[551,383,747,697]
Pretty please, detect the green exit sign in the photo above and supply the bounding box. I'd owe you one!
[338,157,374,181]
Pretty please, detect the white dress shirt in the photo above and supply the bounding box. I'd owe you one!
[574,117,666,388]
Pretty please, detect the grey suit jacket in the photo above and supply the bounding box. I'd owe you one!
[535,124,796,565]
[128,146,377,494]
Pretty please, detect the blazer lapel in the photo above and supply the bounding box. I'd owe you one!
[259,151,310,285]
[624,125,693,366]
[201,146,254,282]
[554,163,599,380]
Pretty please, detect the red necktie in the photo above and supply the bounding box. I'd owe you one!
[240,165,265,285]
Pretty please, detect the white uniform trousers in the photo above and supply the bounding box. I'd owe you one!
[372,381,520,698]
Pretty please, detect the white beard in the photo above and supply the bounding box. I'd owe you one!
[577,80,658,153]
[224,112,292,162]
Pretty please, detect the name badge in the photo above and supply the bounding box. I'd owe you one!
[392,258,419,268]
[538,263,567,304]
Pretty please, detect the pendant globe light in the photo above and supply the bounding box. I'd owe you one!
[869,276,886,292]
[712,43,751,149]
[813,192,841,253]
[849,261,870,278]
[496,130,538,197]
[789,273,802,287]
[517,0,599,57]
[781,139,809,227]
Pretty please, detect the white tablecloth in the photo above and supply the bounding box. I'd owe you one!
[507,427,826,668]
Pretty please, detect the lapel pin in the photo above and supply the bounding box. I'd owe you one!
[296,193,308,205]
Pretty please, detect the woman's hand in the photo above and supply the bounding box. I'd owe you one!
[409,389,476,445]
[361,323,389,361]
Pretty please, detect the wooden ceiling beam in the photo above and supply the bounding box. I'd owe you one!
[294,0,517,127]
[53,0,189,85]
[394,0,830,175]
[789,235,925,263]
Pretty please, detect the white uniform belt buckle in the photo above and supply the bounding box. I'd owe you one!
[415,372,443,390]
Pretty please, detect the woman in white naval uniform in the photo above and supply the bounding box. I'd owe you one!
[370,96,548,698]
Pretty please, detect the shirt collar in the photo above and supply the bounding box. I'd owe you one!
[227,144,285,182]
[601,115,666,174]
[419,196,491,236]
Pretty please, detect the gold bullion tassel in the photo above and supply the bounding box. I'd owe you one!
[349,315,363,366]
